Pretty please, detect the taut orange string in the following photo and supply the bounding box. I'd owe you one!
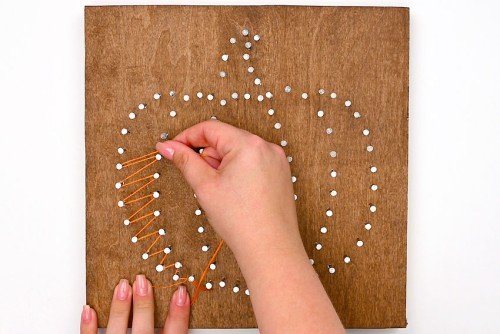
[148,248,167,257]
[121,174,156,188]
[124,193,153,205]
[138,229,160,241]
[133,217,156,238]
[122,155,156,168]
[127,198,155,221]
[191,240,225,304]
[121,151,158,166]
[123,179,156,202]
[120,160,157,184]
[160,253,169,265]
[146,235,161,253]
[128,212,154,225]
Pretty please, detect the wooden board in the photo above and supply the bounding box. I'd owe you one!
[85,5,409,329]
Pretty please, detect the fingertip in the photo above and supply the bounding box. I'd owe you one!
[163,286,190,333]
[80,305,98,334]
[173,285,190,307]
[133,274,153,298]
[156,141,175,160]
[81,305,93,324]
[157,140,217,191]
[115,278,131,301]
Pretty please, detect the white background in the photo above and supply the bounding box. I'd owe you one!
[1,0,499,333]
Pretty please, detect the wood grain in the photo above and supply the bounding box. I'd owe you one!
[85,5,409,328]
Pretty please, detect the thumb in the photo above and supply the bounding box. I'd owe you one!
[156,140,216,190]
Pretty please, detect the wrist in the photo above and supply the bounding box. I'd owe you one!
[231,227,309,278]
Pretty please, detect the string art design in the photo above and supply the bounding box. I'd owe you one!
[114,28,379,301]
[86,6,408,328]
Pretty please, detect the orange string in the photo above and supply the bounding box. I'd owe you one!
[153,277,188,289]
[122,155,156,168]
[129,212,154,225]
[124,193,153,205]
[120,160,157,184]
[133,217,155,238]
[149,248,166,257]
[121,151,158,166]
[121,174,155,188]
[191,240,225,304]
[138,229,159,241]
[160,253,169,265]
[146,235,161,253]
[163,263,175,270]
[127,198,155,221]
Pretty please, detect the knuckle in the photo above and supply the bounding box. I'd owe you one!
[270,143,286,158]
[246,135,267,150]
[134,299,154,311]
[109,305,129,319]
[167,308,189,321]
[243,136,286,163]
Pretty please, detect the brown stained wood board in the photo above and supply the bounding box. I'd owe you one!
[85,5,409,329]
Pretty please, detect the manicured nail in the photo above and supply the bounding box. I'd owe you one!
[175,285,187,306]
[135,274,148,297]
[82,305,92,323]
[117,279,129,301]
[156,142,174,160]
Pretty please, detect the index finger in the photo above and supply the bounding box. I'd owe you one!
[173,120,250,156]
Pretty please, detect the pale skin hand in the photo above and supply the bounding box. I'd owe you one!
[155,120,345,334]
[80,275,190,334]
[81,120,344,333]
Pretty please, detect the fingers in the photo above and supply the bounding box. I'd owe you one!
[156,140,217,191]
[156,120,249,190]
[80,305,97,334]
[200,147,222,169]
[162,285,190,334]
[107,279,132,334]
[132,275,155,334]
[173,120,249,156]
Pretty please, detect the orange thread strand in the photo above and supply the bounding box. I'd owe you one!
[134,218,155,238]
[138,229,160,241]
[121,151,158,166]
[122,155,156,168]
[124,193,153,205]
[153,277,188,289]
[160,254,168,265]
[120,160,157,183]
[149,248,166,257]
[127,198,155,221]
[123,180,155,202]
[121,174,155,188]
[162,263,175,271]
[192,240,225,304]
[129,212,154,224]
[146,235,161,253]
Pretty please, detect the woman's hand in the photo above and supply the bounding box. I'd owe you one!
[156,120,345,334]
[80,275,190,334]
[155,120,302,261]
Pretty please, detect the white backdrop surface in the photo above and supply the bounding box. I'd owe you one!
[0,1,499,333]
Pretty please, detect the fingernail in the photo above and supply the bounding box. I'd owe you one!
[117,279,129,301]
[156,142,175,160]
[135,274,148,296]
[82,305,91,324]
[175,285,187,306]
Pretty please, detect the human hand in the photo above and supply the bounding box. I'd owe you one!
[156,121,344,333]
[80,275,190,334]
[155,120,304,261]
